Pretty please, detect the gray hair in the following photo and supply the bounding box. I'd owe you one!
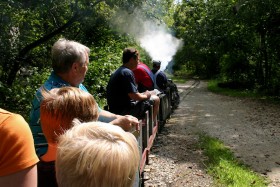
[51,38,90,74]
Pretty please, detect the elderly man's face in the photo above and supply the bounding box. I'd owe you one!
[75,52,89,85]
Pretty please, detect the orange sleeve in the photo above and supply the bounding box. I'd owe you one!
[0,110,39,176]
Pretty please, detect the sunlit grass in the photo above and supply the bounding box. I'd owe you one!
[166,73,189,83]
[207,80,280,104]
[207,80,258,98]
[199,134,268,187]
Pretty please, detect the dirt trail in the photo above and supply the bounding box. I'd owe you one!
[144,80,280,187]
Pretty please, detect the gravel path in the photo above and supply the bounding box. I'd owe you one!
[144,80,280,187]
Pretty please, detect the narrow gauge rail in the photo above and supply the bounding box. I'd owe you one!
[136,79,200,186]
[133,79,181,186]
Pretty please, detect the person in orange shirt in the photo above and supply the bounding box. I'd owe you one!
[0,108,39,187]
[38,86,99,187]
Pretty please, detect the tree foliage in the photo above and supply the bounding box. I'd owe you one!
[172,0,280,95]
[5,0,279,119]
[0,0,143,118]
[0,0,142,84]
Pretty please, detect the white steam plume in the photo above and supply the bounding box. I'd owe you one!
[110,10,183,71]
[138,21,182,70]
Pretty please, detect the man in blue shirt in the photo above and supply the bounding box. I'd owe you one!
[151,60,168,92]
[30,38,139,155]
[106,48,160,122]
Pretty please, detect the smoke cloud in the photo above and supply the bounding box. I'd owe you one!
[110,10,183,71]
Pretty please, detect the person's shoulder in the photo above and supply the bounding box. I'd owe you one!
[0,110,39,177]
[132,66,141,73]
[134,65,147,75]
[142,63,150,68]
[158,71,167,79]
[138,63,149,69]
[79,84,88,92]
[120,67,133,74]
[0,109,12,124]
[0,110,36,140]
[0,111,29,130]
[0,111,33,148]
[43,72,71,90]
[0,108,11,115]
[34,75,56,95]
[159,71,166,75]
[0,109,24,123]
[133,67,143,77]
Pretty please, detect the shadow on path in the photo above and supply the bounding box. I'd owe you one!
[176,80,280,187]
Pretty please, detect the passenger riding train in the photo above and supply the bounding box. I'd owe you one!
[32,79,180,186]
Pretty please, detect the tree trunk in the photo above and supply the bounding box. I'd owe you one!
[6,13,81,86]
[260,29,269,89]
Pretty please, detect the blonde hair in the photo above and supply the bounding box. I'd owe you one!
[40,87,98,144]
[56,120,140,187]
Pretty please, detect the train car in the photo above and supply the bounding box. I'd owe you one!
[31,79,180,187]
[133,81,180,186]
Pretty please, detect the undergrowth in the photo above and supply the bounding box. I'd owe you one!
[199,134,268,187]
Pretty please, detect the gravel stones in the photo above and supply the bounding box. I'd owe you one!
[143,80,280,187]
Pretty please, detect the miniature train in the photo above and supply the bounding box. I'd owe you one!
[32,79,180,186]
[134,79,180,186]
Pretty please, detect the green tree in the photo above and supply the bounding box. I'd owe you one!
[0,0,142,86]
[0,0,143,117]
[172,0,280,94]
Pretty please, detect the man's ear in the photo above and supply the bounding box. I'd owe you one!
[71,62,79,73]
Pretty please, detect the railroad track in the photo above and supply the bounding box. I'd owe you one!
[177,79,200,100]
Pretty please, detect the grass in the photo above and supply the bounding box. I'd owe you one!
[166,73,189,83]
[199,134,268,187]
[204,79,275,186]
[163,77,275,186]
[207,80,280,104]
[207,80,259,98]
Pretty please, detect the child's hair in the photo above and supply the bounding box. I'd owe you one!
[40,86,99,143]
[56,120,140,187]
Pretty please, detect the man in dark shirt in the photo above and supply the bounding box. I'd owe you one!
[106,48,160,121]
[151,60,168,92]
